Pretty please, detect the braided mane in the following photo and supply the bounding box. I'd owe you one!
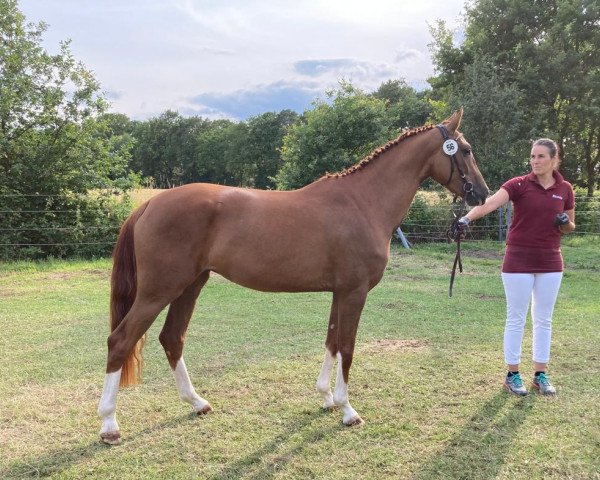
[322,124,437,179]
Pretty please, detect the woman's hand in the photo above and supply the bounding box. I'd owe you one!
[554,212,570,226]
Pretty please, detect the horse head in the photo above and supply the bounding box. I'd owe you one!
[430,109,489,206]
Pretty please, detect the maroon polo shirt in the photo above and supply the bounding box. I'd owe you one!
[500,170,574,273]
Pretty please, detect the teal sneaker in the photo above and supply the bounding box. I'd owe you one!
[504,373,528,396]
[532,372,556,395]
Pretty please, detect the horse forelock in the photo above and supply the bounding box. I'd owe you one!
[321,124,437,180]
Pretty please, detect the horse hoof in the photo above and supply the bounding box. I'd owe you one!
[196,403,213,415]
[344,416,364,427]
[100,431,121,445]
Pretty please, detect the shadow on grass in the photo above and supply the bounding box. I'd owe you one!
[207,408,343,480]
[2,409,340,479]
[411,391,537,480]
[1,413,194,478]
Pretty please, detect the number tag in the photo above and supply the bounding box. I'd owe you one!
[443,139,458,156]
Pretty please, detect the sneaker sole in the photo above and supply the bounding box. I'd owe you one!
[503,381,528,396]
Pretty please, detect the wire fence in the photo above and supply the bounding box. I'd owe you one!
[401,195,600,244]
[1,193,599,259]
[0,192,129,259]
[403,193,600,245]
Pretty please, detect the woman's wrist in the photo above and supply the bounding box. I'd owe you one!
[559,221,574,233]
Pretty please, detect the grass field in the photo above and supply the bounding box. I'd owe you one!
[1,238,599,479]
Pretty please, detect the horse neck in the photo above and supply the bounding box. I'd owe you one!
[335,132,436,233]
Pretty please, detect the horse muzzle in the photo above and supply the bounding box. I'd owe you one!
[465,186,489,206]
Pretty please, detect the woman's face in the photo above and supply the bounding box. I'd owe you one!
[530,145,556,177]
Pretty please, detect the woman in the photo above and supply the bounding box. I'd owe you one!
[457,138,575,395]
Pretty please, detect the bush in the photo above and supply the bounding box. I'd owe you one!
[0,191,132,260]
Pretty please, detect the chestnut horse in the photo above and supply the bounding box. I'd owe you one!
[98,109,489,444]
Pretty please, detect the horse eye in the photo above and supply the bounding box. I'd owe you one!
[463,149,471,156]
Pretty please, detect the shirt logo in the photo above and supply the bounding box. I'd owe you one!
[552,194,563,200]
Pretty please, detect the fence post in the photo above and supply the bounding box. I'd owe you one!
[395,227,411,249]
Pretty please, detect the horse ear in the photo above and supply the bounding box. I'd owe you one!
[443,108,464,134]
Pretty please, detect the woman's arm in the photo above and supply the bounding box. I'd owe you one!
[465,188,510,222]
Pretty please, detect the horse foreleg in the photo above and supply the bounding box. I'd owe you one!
[316,350,336,409]
[333,288,367,426]
[316,294,338,409]
[159,272,212,415]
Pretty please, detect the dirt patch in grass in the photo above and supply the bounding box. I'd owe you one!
[360,339,428,354]
[87,269,110,279]
[476,293,504,300]
[40,269,109,281]
[44,272,78,280]
[388,274,430,281]
[379,300,411,309]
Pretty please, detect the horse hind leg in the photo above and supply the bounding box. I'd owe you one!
[99,296,169,444]
[159,271,212,415]
[316,293,338,410]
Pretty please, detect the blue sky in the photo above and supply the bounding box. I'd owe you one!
[19,0,466,121]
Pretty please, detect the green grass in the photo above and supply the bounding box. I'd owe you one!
[1,237,599,479]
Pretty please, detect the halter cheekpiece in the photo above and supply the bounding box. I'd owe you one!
[436,124,473,194]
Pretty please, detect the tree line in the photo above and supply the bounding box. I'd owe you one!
[103,80,432,191]
[1,0,598,258]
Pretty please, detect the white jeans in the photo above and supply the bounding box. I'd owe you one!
[501,272,563,365]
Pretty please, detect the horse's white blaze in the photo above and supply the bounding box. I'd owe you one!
[333,352,359,424]
[98,369,121,435]
[173,358,210,412]
[316,349,335,408]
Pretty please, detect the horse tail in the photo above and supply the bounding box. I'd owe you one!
[110,202,149,387]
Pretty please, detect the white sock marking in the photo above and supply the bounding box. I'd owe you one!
[316,349,335,408]
[173,358,210,412]
[333,352,359,424]
[98,369,121,435]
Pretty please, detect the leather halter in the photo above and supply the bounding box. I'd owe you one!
[436,124,474,194]
[436,124,473,298]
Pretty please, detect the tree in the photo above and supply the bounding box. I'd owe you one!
[195,119,243,186]
[276,83,393,190]
[130,112,212,188]
[429,0,600,193]
[246,110,299,189]
[0,0,132,258]
[372,79,432,130]
[97,113,138,189]
[455,55,529,188]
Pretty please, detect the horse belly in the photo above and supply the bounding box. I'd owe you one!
[209,229,333,292]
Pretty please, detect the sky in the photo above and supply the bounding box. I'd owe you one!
[18,0,466,121]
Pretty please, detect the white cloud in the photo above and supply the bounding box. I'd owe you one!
[19,0,466,120]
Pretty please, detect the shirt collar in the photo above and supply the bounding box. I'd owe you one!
[526,170,564,188]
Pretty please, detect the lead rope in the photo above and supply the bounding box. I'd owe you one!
[447,196,467,297]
